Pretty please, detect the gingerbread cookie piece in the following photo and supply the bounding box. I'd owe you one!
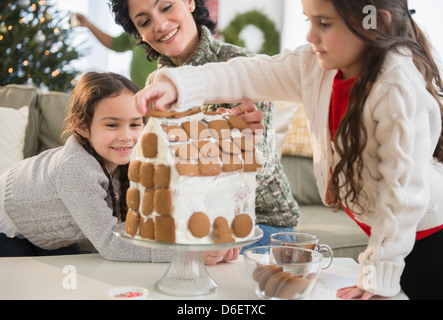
[208,119,231,140]
[162,125,189,142]
[276,275,311,299]
[253,264,283,291]
[233,136,255,152]
[139,217,155,240]
[232,213,253,238]
[221,154,243,172]
[212,217,235,243]
[264,271,291,297]
[193,140,221,158]
[154,164,170,189]
[242,151,262,172]
[224,114,248,131]
[172,108,201,118]
[145,110,174,118]
[252,264,314,298]
[142,189,154,216]
[175,143,199,160]
[155,216,175,243]
[188,211,210,238]
[128,160,141,183]
[126,188,140,211]
[141,132,158,158]
[154,189,172,216]
[182,120,211,140]
[203,111,219,115]
[139,162,154,188]
[218,139,241,155]
[125,209,140,237]
[198,160,221,176]
[175,161,200,176]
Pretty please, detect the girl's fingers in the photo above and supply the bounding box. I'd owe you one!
[134,80,178,115]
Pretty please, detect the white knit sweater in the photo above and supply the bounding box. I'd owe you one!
[155,44,443,296]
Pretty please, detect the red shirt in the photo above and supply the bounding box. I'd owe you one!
[329,70,442,241]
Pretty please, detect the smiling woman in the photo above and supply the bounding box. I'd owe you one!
[127,0,200,66]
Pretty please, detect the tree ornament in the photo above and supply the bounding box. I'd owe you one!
[17,0,31,9]
[33,30,45,44]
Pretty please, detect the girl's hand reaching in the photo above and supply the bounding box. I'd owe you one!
[134,78,178,115]
[336,285,376,300]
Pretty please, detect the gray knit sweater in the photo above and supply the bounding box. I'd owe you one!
[3,136,171,262]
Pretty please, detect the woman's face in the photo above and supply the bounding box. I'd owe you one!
[128,0,199,66]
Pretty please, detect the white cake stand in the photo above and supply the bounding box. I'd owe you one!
[112,223,263,297]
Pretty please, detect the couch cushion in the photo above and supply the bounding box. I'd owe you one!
[37,91,71,153]
[0,85,40,158]
[282,105,313,157]
[296,205,368,261]
[272,101,300,158]
[0,106,29,175]
[281,155,322,205]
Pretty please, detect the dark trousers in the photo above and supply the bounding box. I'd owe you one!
[0,233,80,257]
[400,229,443,300]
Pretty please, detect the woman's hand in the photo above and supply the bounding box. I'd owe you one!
[336,285,376,300]
[218,102,264,144]
[202,248,241,266]
[134,79,178,115]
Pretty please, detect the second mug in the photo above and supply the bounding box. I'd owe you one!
[270,232,333,269]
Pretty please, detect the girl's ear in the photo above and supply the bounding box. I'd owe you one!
[378,9,392,28]
[379,9,392,24]
[72,116,90,139]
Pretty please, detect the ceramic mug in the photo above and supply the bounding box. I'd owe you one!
[270,232,333,269]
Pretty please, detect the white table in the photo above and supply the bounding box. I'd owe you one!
[0,254,407,300]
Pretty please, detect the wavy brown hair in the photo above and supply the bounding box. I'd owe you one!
[108,0,217,61]
[328,0,443,212]
[62,72,141,221]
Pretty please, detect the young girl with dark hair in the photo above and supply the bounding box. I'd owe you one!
[134,0,443,299]
[0,72,170,262]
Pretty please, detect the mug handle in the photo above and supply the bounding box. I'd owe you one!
[317,244,333,269]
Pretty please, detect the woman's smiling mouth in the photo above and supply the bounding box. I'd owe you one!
[160,28,178,42]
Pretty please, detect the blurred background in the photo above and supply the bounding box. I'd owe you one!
[55,0,443,76]
[2,0,442,91]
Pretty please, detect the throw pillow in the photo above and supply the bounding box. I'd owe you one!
[0,106,29,175]
[282,105,313,158]
[272,101,300,158]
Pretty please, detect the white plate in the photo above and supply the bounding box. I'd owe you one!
[112,222,263,251]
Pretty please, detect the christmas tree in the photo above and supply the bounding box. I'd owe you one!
[0,0,82,92]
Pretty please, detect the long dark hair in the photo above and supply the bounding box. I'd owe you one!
[62,72,140,221]
[328,0,443,212]
[108,0,216,61]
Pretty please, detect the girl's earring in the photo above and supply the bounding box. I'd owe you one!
[190,6,195,12]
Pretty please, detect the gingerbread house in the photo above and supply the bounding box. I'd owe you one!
[125,108,262,244]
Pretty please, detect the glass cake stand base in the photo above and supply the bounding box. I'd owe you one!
[112,223,263,297]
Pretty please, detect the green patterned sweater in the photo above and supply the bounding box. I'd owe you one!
[148,26,299,227]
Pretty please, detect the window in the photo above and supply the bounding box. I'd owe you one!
[55,0,131,78]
